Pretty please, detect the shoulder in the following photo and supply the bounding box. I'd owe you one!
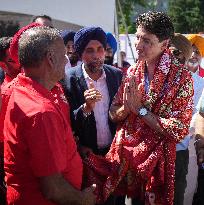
[171,59,192,80]
[103,64,123,76]
[65,65,82,77]
[12,85,56,116]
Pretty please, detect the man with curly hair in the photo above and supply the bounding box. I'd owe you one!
[83,11,194,205]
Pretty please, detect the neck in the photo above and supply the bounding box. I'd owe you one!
[145,61,155,81]
[84,65,103,81]
[24,66,56,90]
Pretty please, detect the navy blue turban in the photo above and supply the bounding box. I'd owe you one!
[106,32,117,55]
[60,30,76,45]
[74,26,107,57]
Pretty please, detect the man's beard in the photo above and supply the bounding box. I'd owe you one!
[86,58,104,73]
[104,56,114,65]
[68,53,79,67]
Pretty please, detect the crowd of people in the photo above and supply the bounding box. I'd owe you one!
[0,11,204,205]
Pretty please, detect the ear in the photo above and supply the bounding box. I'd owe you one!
[46,50,55,68]
[161,39,170,50]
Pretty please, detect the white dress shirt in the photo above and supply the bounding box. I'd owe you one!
[82,64,112,149]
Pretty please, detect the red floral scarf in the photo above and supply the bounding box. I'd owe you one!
[83,50,193,205]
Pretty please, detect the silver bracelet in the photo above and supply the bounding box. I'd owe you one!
[194,138,201,146]
[81,105,92,117]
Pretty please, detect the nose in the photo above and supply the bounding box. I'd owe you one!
[92,50,100,59]
[135,37,143,50]
[65,54,69,64]
[191,51,197,58]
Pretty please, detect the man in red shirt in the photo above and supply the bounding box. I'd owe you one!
[4,26,95,205]
[0,37,21,88]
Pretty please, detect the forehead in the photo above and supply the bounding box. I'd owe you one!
[136,26,159,42]
[192,44,199,52]
[169,45,177,50]
[53,38,66,51]
[85,40,103,49]
[35,18,53,27]
[67,40,74,45]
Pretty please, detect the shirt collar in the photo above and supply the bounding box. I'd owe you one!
[82,63,106,81]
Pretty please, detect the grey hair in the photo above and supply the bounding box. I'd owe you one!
[18,26,60,68]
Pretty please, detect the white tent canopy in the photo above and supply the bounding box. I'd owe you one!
[0,0,116,32]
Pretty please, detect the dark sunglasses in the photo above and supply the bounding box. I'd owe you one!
[172,49,182,57]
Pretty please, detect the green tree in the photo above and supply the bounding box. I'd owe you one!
[117,0,147,33]
[168,0,204,33]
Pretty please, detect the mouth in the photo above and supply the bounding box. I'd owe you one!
[189,58,198,63]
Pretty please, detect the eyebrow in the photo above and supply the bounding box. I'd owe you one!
[85,46,103,50]
[135,34,151,41]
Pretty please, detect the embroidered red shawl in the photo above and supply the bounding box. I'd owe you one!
[83,50,194,205]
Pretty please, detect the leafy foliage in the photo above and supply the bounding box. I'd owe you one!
[168,0,204,33]
[117,0,147,33]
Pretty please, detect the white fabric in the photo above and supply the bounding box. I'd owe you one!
[82,64,112,149]
[189,73,204,133]
[184,73,204,205]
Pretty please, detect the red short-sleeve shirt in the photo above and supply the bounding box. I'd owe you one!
[4,74,82,205]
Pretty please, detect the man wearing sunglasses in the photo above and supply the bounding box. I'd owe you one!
[170,33,204,205]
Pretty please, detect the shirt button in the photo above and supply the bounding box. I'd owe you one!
[54,99,58,104]
[53,94,57,97]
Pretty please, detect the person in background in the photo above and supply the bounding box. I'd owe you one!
[0,22,42,205]
[0,36,21,205]
[170,33,204,205]
[0,68,5,84]
[64,26,123,205]
[4,26,95,205]
[60,29,81,68]
[192,91,204,205]
[187,34,204,78]
[0,37,21,88]
[104,32,117,66]
[114,51,131,75]
[31,14,53,27]
[0,86,4,205]
[120,51,131,68]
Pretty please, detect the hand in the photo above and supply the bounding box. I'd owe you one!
[78,145,93,159]
[81,184,96,205]
[197,148,204,166]
[84,81,102,113]
[125,75,143,114]
[122,82,130,114]
[195,135,204,166]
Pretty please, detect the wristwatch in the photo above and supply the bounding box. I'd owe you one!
[81,104,92,118]
[138,107,148,117]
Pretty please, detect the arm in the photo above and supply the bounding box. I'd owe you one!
[22,111,95,205]
[110,71,194,141]
[194,102,204,165]
[109,75,167,136]
[40,174,95,205]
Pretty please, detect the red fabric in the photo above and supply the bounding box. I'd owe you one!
[83,50,194,205]
[4,74,82,205]
[1,74,13,91]
[0,74,14,143]
[199,66,204,78]
[9,23,41,64]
